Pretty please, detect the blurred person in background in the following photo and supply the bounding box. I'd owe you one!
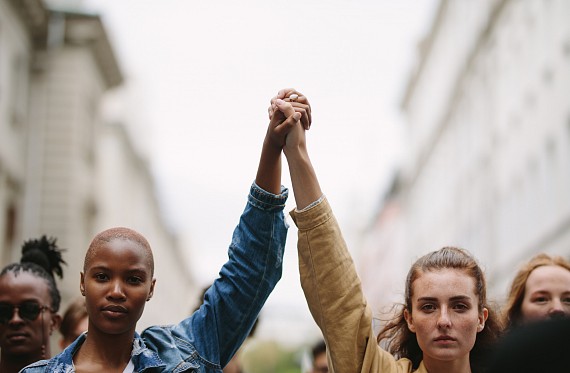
[21,95,306,372]
[0,236,66,373]
[59,297,88,349]
[310,339,328,373]
[271,88,502,373]
[502,253,570,329]
[487,316,570,373]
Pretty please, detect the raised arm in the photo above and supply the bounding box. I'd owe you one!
[165,95,303,370]
[256,97,302,194]
[278,91,404,373]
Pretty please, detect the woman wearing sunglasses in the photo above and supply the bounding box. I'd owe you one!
[0,236,65,373]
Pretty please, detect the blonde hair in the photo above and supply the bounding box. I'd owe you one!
[503,253,570,329]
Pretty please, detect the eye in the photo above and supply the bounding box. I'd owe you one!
[453,303,469,312]
[532,296,549,304]
[562,297,570,304]
[94,273,108,282]
[420,304,436,312]
[127,276,144,285]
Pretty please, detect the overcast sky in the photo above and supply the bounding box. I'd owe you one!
[83,0,437,346]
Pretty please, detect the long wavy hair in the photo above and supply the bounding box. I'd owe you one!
[502,253,570,330]
[376,247,502,373]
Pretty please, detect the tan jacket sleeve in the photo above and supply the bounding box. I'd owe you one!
[290,198,416,373]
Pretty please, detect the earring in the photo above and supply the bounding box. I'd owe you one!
[41,343,46,359]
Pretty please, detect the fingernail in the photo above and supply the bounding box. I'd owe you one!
[293,113,301,120]
[275,99,284,105]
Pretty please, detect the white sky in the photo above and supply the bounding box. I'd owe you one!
[84,0,437,347]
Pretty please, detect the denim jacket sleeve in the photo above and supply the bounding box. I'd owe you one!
[169,182,288,367]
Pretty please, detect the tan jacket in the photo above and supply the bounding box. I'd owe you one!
[291,198,428,373]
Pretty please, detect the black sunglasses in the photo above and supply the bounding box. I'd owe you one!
[0,301,52,324]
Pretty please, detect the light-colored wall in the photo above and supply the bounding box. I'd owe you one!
[96,122,194,329]
[360,0,570,316]
[0,2,194,335]
[24,39,106,305]
[0,0,34,263]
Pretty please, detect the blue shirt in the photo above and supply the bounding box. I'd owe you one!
[22,183,288,373]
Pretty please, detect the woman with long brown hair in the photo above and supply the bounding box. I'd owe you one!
[272,88,503,373]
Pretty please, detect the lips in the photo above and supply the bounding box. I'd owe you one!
[5,332,30,343]
[6,332,29,338]
[101,304,128,318]
[102,305,127,313]
[434,335,456,342]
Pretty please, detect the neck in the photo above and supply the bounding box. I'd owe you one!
[422,356,471,373]
[74,329,134,370]
[0,351,43,373]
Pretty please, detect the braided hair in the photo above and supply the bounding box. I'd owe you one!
[0,235,66,312]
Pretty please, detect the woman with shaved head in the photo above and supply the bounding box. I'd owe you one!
[22,90,311,373]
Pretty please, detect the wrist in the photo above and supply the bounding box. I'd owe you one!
[283,143,308,159]
[263,137,283,154]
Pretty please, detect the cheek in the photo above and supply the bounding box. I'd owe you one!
[457,315,481,344]
[520,299,543,318]
[409,315,433,338]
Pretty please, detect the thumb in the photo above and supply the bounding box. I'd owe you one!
[274,99,295,118]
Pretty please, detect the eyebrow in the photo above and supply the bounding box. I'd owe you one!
[417,295,473,302]
[88,266,149,274]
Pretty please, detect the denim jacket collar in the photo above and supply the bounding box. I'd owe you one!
[35,332,165,372]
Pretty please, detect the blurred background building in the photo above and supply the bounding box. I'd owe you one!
[0,0,194,337]
[358,0,570,328]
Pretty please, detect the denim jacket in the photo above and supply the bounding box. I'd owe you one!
[22,183,288,373]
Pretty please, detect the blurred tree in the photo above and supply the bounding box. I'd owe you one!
[242,340,302,373]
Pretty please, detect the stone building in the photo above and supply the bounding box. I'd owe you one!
[359,0,570,319]
[0,0,193,333]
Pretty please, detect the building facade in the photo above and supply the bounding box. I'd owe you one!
[360,0,570,316]
[0,0,193,333]
[0,0,43,265]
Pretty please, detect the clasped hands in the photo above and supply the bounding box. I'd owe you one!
[266,88,312,150]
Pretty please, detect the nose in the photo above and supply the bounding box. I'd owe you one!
[107,280,126,301]
[8,306,25,326]
[437,307,452,328]
[549,299,567,319]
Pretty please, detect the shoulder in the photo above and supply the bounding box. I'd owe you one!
[412,360,428,373]
[21,359,74,372]
[19,359,52,372]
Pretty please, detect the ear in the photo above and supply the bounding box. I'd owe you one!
[404,308,416,333]
[147,278,156,302]
[49,314,62,335]
[80,272,85,296]
[477,307,489,332]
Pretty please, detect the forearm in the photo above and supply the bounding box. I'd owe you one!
[255,140,282,195]
[284,145,323,210]
[185,184,288,366]
[290,199,370,373]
